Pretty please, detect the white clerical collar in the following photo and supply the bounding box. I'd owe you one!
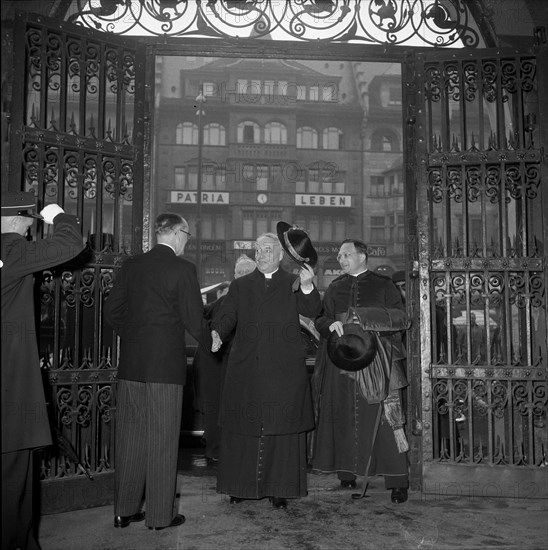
[263,268,278,279]
[350,269,368,277]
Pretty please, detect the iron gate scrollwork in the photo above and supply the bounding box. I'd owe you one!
[10,12,145,487]
[415,49,548,495]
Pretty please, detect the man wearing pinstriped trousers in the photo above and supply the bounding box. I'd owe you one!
[105,213,210,530]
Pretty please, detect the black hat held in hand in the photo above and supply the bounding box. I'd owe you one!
[327,324,378,372]
[276,221,318,269]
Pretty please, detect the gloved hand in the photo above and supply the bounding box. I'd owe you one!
[40,204,65,225]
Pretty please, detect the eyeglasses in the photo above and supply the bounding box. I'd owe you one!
[174,228,191,237]
[336,252,358,262]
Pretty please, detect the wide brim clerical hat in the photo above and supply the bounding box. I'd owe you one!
[1,191,43,219]
[276,221,318,269]
[327,323,378,372]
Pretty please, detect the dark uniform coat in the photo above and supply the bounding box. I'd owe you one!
[311,270,408,481]
[212,267,322,436]
[1,213,83,453]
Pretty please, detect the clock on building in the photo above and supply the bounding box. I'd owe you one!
[257,193,268,204]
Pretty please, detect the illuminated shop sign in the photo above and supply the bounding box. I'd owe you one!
[295,194,352,207]
[170,191,229,204]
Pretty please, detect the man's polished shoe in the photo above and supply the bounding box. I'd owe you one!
[269,497,288,509]
[391,488,408,503]
[114,511,145,528]
[229,496,243,504]
[340,479,357,489]
[147,514,186,530]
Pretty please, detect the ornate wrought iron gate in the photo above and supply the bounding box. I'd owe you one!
[9,12,145,506]
[411,48,548,498]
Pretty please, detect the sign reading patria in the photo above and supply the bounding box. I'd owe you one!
[170,191,229,204]
[295,194,351,207]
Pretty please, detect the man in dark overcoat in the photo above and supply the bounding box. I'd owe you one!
[105,213,210,530]
[1,192,84,550]
[311,238,410,503]
[211,232,321,509]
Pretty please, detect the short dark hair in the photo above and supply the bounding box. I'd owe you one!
[155,213,184,234]
[341,239,368,260]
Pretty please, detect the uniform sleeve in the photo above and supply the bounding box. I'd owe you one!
[3,213,84,278]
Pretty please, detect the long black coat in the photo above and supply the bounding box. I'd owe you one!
[1,214,84,453]
[211,268,322,437]
[105,244,209,385]
[311,270,407,476]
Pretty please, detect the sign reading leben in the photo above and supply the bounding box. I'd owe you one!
[170,191,229,204]
[295,194,351,207]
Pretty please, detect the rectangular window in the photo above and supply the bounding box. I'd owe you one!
[371,176,385,197]
[335,219,346,242]
[237,79,247,94]
[320,218,333,241]
[370,216,386,242]
[323,84,337,102]
[241,210,282,240]
[264,80,275,96]
[308,168,319,193]
[277,80,287,96]
[308,218,320,242]
[321,180,333,193]
[215,214,226,239]
[296,85,306,101]
[188,168,198,190]
[389,86,402,105]
[174,167,186,189]
[257,165,268,191]
[202,167,215,190]
[397,213,405,242]
[243,214,254,240]
[243,125,255,143]
[202,214,213,239]
[309,85,319,101]
[334,181,345,194]
[216,168,226,190]
[256,213,268,237]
